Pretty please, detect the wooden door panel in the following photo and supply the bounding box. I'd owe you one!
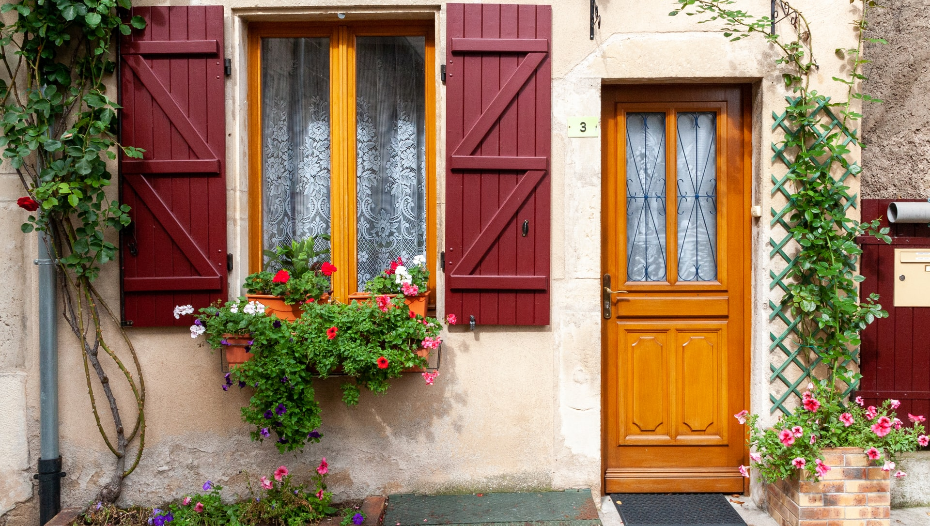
[602,85,750,493]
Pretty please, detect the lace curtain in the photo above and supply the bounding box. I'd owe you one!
[626,113,668,282]
[261,38,332,263]
[355,36,427,285]
[675,112,717,282]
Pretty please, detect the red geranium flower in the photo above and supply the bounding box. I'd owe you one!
[272,269,290,283]
[377,356,389,369]
[321,262,337,276]
[408,310,416,319]
[327,326,337,340]
[17,196,39,211]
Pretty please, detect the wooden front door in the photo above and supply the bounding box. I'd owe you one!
[602,85,751,493]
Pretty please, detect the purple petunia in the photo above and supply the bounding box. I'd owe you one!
[277,437,287,444]
[220,339,228,346]
[224,373,232,386]
[352,513,365,525]
[238,381,246,388]
[260,428,270,437]
[222,385,228,391]
[203,481,212,491]
[193,319,202,326]
[275,403,287,416]
[281,376,289,384]
[264,410,273,420]
[308,430,321,439]
[273,320,282,329]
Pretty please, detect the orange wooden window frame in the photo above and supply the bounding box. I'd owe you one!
[247,21,437,302]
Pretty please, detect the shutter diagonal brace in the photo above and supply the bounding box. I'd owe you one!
[450,169,546,278]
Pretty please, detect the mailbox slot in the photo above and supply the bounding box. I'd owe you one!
[893,248,930,307]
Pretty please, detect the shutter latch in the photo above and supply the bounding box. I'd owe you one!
[440,64,446,84]
[469,315,476,331]
[227,253,233,272]
[224,58,231,77]
[440,251,445,271]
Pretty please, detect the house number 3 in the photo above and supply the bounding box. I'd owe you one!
[567,116,599,138]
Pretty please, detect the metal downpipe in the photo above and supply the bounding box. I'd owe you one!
[36,231,63,525]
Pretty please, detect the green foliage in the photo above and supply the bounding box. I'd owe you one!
[2,0,145,280]
[167,482,237,526]
[246,235,334,304]
[186,295,442,453]
[237,465,334,526]
[743,385,926,483]
[363,255,429,295]
[670,0,888,405]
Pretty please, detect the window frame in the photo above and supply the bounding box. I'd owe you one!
[247,21,436,302]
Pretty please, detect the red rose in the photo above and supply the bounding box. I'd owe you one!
[272,269,290,283]
[321,262,337,276]
[327,326,337,340]
[377,356,389,369]
[17,196,39,211]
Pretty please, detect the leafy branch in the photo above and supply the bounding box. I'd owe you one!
[2,0,147,502]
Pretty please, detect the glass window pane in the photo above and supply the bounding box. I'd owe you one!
[355,36,427,286]
[676,112,718,282]
[261,38,331,264]
[626,112,667,282]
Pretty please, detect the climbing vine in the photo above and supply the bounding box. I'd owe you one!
[670,0,890,406]
[1,0,146,502]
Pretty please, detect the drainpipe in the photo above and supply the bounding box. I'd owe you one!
[35,230,64,524]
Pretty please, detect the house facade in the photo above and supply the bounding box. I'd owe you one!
[0,0,927,523]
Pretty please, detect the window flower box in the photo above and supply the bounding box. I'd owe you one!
[347,291,429,318]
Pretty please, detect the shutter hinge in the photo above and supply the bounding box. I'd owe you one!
[227,253,233,272]
[121,320,134,327]
[440,65,446,84]
[224,58,232,77]
[440,251,445,271]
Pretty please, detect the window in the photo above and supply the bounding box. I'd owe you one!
[247,22,436,301]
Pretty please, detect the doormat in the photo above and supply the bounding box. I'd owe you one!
[384,490,601,526]
[609,494,746,526]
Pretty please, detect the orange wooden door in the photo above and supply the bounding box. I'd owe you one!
[602,85,751,493]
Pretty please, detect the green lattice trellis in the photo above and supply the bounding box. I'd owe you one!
[768,96,861,415]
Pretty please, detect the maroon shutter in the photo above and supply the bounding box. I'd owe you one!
[857,199,930,418]
[445,4,551,326]
[119,6,227,327]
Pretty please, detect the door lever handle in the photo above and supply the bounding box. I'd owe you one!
[604,287,628,294]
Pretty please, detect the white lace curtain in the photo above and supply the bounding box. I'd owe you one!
[355,36,426,285]
[260,36,426,285]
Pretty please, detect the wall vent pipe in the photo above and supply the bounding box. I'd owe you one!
[887,201,930,223]
[36,232,63,525]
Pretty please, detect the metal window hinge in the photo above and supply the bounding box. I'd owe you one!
[440,64,446,84]
[224,58,231,77]
[227,253,233,272]
[440,251,445,271]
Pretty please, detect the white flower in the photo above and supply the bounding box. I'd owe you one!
[412,255,426,267]
[243,301,266,315]
[394,266,412,284]
[189,324,206,338]
[173,304,194,319]
[229,303,239,314]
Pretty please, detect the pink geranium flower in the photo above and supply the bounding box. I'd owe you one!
[792,457,806,469]
[274,465,289,481]
[866,447,881,460]
[316,489,325,500]
[317,457,329,475]
[882,461,896,472]
[734,410,749,424]
[908,413,926,424]
[792,426,804,438]
[446,313,457,325]
[872,416,893,437]
[918,435,929,447]
[738,465,749,478]
[194,503,204,513]
[749,452,762,463]
[779,429,795,446]
[839,412,854,427]
[422,336,441,349]
[422,371,439,385]
[890,399,901,410]
[376,295,391,313]
[894,471,908,478]
[260,476,273,489]
[401,282,419,296]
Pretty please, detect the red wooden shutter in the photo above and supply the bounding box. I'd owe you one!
[119,6,227,327]
[445,3,551,326]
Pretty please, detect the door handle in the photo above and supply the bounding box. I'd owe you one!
[604,287,628,295]
[602,274,629,319]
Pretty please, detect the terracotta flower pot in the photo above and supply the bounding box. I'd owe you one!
[222,333,253,366]
[348,291,429,318]
[246,293,330,321]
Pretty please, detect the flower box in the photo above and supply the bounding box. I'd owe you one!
[246,293,331,321]
[347,291,429,318]
[765,447,890,526]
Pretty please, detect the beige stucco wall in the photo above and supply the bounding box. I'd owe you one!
[0,0,879,523]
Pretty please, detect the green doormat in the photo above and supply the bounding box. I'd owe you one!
[384,490,601,526]
[609,494,746,526]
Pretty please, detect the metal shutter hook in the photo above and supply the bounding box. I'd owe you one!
[470,315,476,331]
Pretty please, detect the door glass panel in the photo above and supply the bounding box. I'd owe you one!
[261,38,331,264]
[626,112,667,282]
[355,36,427,286]
[676,112,717,282]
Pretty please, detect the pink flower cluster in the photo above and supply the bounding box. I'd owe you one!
[422,336,441,349]
[814,458,831,478]
[871,416,893,437]
[376,295,391,313]
[422,371,440,385]
[801,390,820,412]
[401,282,419,296]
